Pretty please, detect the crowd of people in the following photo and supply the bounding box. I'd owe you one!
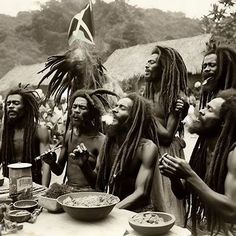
[0,44,236,236]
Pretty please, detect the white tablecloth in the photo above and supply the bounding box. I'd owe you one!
[0,179,191,236]
[15,208,191,236]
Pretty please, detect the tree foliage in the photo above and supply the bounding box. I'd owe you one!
[0,0,203,79]
[201,0,236,46]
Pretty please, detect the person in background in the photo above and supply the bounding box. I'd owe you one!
[200,46,236,108]
[0,86,51,186]
[144,45,188,225]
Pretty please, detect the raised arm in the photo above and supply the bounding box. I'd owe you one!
[155,112,181,145]
[161,151,236,223]
[116,140,157,209]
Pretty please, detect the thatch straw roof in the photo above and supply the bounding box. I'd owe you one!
[0,62,124,97]
[0,63,47,94]
[104,34,211,81]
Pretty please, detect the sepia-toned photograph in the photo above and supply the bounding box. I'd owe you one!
[0,0,235,235]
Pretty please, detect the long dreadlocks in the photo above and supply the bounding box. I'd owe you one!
[96,93,160,197]
[144,45,188,115]
[188,89,236,235]
[0,86,41,182]
[38,41,107,105]
[200,46,236,108]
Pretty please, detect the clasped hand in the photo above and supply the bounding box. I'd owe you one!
[159,153,193,179]
[69,143,89,167]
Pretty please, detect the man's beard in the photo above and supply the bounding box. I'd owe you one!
[145,66,163,82]
[201,72,217,92]
[71,113,93,130]
[106,120,130,137]
[188,118,221,137]
[7,113,24,126]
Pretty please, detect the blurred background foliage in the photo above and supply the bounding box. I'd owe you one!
[1,0,234,79]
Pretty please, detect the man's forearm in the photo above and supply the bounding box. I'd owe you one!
[116,188,146,210]
[187,172,236,223]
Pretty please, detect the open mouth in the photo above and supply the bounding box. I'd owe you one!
[72,115,81,121]
[8,111,17,117]
[144,70,151,76]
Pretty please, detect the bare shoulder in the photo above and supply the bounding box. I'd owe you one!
[92,132,105,148]
[36,125,49,142]
[137,138,158,165]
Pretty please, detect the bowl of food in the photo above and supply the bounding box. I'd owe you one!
[7,210,31,223]
[57,192,120,221]
[38,195,63,213]
[37,183,71,213]
[129,212,175,236]
[13,200,38,213]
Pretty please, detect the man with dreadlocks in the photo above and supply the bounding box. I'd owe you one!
[144,45,188,225]
[200,46,236,109]
[73,93,165,211]
[0,86,51,186]
[42,89,116,190]
[160,89,236,235]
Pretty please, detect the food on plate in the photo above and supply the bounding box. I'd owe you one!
[132,212,165,225]
[62,195,117,207]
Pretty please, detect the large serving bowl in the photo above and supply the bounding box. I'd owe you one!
[38,195,64,213]
[57,192,120,221]
[129,212,175,236]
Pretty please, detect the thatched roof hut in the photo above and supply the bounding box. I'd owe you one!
[0,63,48,95]
[104,34,212,82]
[0,62,124,97]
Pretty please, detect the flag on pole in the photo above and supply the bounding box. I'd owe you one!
[68,1,95,46]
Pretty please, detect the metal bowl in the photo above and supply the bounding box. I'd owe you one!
[8,210,31,223]
[38,195,63,213]
[57,192,120,221]
[129,212,175,236]
[13,200,38,213]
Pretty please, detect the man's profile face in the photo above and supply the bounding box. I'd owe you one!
[202,53,217,91]
[107,97,133,136]
[144,53,161,82]
[6,94,24,121]
[188,97,225,135]
[71,97,89,127]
